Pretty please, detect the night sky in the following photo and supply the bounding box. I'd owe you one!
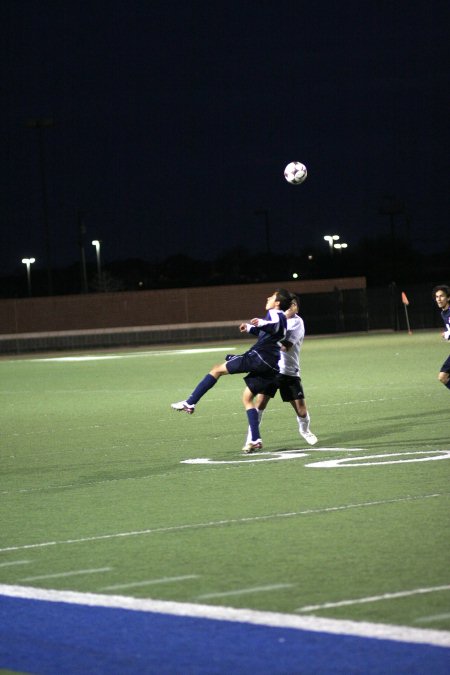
[2,0,449,277]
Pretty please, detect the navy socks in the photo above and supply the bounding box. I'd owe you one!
[246,408,260,441]
[187,373,217,405]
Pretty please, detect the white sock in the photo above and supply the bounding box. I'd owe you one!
[298,413,310,431]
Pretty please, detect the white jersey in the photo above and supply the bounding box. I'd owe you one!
[279,313,305,376]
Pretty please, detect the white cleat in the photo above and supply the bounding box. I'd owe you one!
[171,400,195,414]
[242,439,263,454]
[299,429,318,445]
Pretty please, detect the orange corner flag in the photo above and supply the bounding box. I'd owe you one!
[401,292,409,306]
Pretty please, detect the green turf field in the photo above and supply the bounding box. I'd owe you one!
[1,331,449,631]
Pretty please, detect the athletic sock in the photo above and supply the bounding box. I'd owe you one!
[247,408,261,442]
[246,409,264,444]
[297,413,310,431]
[446,380,450,391]
[187,373,217,405]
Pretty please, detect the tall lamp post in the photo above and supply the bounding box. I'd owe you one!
[255,210,271,255]
[26,117,54,295]
[77,210,88,293]
[324,234,340,255]
[92,239,102,288]
[22,257,36,296]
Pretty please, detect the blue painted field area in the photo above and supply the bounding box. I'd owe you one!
[1,595,449,674]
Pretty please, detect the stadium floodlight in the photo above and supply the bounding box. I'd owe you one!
[22,257,36,296]
[324,235,340,255]
[91,240,102,280]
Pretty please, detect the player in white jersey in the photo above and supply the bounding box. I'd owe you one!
[243,293,317,452]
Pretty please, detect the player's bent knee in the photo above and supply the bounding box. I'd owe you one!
[438,371,449,384]
[210,363,227,377]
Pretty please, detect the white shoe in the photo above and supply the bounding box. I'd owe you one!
[242,439,263,454]
[299,429,318,445]
[171,400,195,414]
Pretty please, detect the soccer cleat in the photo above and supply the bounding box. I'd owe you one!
[299,429,318,445]
[171,400,195,414]
[242,439,263,454]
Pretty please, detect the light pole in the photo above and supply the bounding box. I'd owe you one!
[78,210,88,293]
[26,117,54,295]
[255,210,271,255]
[22,257,36,296]
[92,239,102,288]
[324,234,340,255]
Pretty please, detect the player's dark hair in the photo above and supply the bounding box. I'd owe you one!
[289,292,299,307]
[274,288,292,312]
[433,285,450,299]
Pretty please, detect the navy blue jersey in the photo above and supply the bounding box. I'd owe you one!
[247,309,287,369]
[441,306,450,334]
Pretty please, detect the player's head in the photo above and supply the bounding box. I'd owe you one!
[433,285,450,309]
[273,288,292,312]
[285,292,299,318]
[289,292,299,311]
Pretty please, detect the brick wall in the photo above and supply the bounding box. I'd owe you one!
[0,278,366,335]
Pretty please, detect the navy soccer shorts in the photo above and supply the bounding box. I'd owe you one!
[440,355,450,374]
[225,350,276,376]
[263,373,306,402]
[225,350,278,396]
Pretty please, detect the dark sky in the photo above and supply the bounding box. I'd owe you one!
[2,0,449,277]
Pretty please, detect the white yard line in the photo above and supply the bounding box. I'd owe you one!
[20,567,112,581]
[0,584,449,648]
[415,613,450,624]
[296,585,450,612]
[32,347,236,362]
[101,575,199,591]
[0,493,441,553]
[197,584,293,599]
[0,560,31,568]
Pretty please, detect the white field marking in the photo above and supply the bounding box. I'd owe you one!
[20,567,112,581]
[101,575,199,591]
[0,560,31,568]
[181,448,450,466]
[33,347,236,362]
[296,585,450,613]
[182,450,310,464]
[415,613,450,624]
[0,493,440,553]
[0,584,449,647]
[306,450,450,468]
[197,584,294,600]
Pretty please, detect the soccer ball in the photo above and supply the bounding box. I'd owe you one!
[284,161,307,185]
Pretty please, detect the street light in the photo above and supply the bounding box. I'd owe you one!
[92,240,101,278]
[334,242,348,250]
[26,117,54,295]
[324,234,340,255]
[22,257,36,296]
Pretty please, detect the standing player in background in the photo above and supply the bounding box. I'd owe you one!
[243,293,317,453]
[172,289,291,452]
[433,285,450,391]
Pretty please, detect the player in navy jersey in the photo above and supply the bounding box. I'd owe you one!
[243,293,317,452]
[433,285,450,391]
[171,289,291,451]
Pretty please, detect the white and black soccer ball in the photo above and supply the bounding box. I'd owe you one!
[284,161,307,185]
